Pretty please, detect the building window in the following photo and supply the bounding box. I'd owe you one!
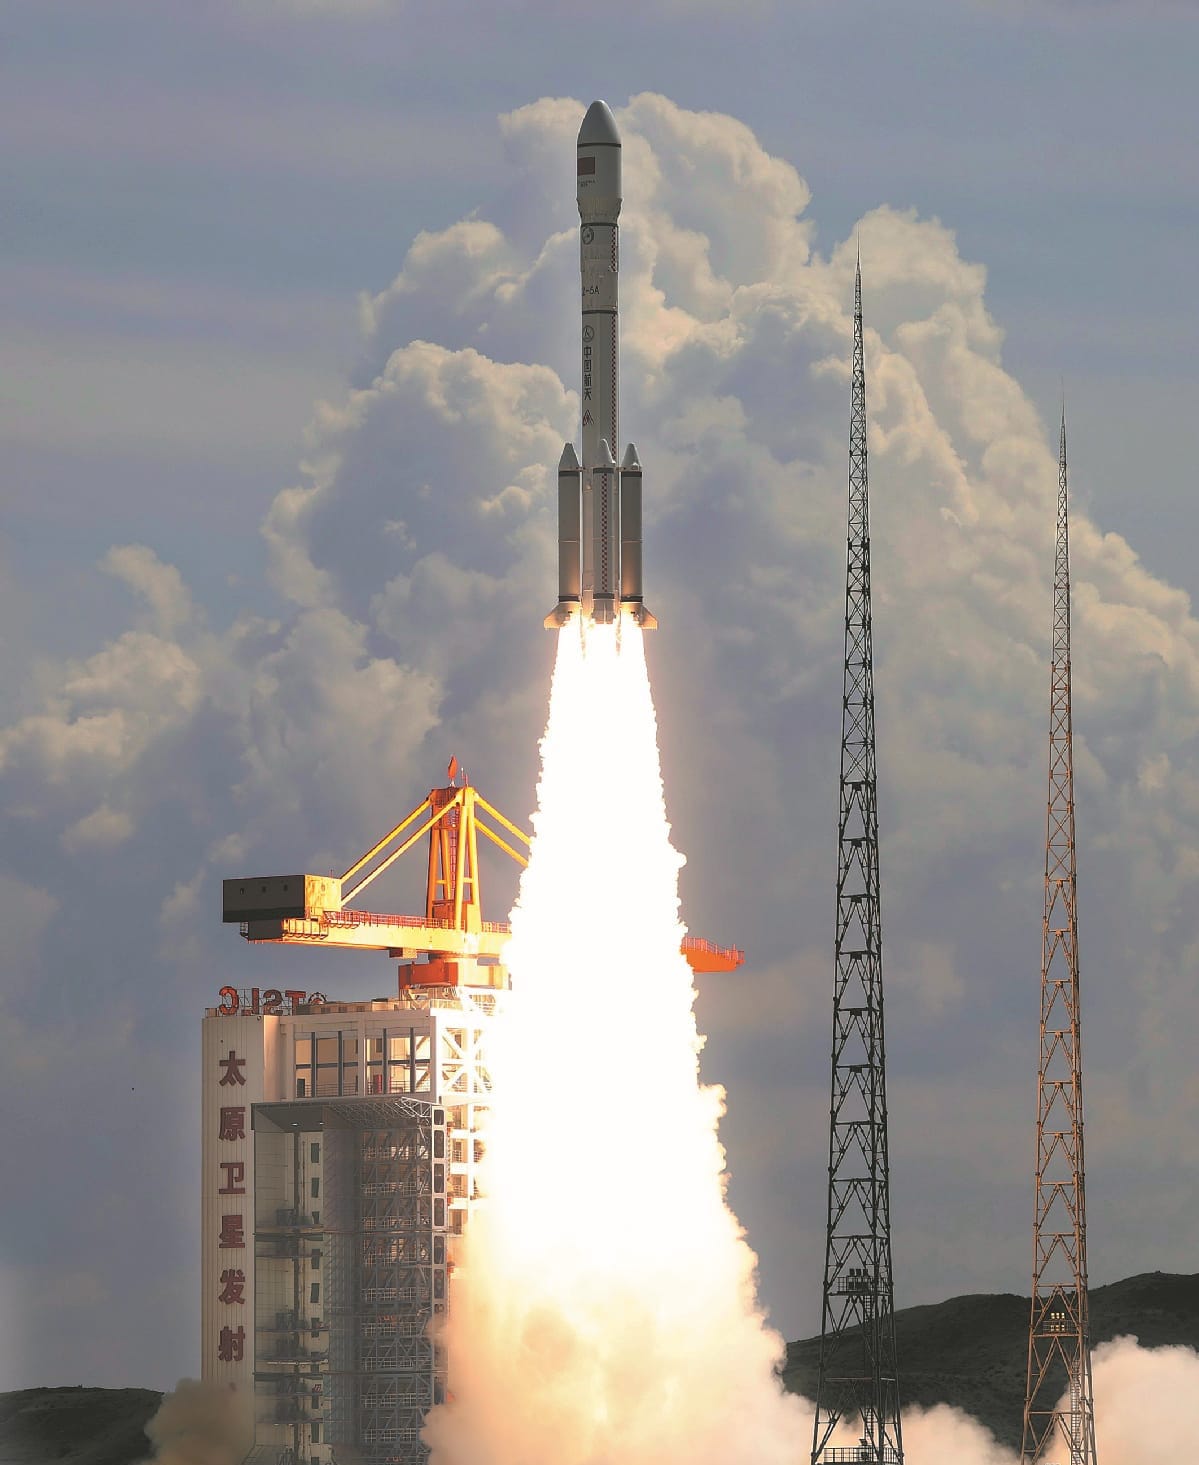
[311,1210,320,1225]
[340,1032,359,1095]
[310,1142,320,1164]
[302,1030,367,1096]
[388,1034,410,1093]
[310,1282,320,1305]
[314,1035,338,1097]
[387,1029,431,1094]
[311,1250,321,1269]
[311,1424,320,1444]
[295,1036,312,1098]
[366,1033,384,1094]
[311,1176,319,1199]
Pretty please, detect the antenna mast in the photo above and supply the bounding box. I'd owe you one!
[1021,411,1099,1465]
[811,258,903,1465]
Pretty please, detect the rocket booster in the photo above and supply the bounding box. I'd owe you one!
[546,100,656,630]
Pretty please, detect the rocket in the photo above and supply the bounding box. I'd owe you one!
[545,100,657,630]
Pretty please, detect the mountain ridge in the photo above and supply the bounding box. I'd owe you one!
[783,1270,1199,1449]
[2,1273,1195,1463]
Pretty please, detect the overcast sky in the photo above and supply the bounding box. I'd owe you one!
[3,0,1199,1393]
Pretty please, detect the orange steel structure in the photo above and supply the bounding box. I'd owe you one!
[222,761,744,986]
[1021,413,1098,1465]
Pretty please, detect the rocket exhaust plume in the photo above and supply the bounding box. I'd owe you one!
[136,1379,249,1465]
[425,620,802,1465]
[428,101,795,1465]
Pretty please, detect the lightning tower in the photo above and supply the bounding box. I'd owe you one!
[811,258,903,1465]
[1021,410,1099,1465]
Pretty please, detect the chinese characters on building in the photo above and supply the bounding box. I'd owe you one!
[215,1048,247,1369]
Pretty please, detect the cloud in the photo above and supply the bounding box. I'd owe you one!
[0,873,57,970]
[103,545,194,635]
[254,90,1199,1326]
[232,605,444,852]
[61,801,134,852]
[0,630,202,792]
[6,89,1199,1387]
[888,938,966,1014]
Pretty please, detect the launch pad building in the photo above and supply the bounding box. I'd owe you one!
[201,984,492,1465]
[205,770,742,1465]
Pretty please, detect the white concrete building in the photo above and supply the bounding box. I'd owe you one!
[201,984,493,1465]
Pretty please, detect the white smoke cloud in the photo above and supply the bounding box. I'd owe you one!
[136,1378,251,1465]
[787,1335,1199,1465]
[4,90,1199,1384]
[426,627,807,1465]
[894,1403,1017,1465]
[1091,1335,1199,1459]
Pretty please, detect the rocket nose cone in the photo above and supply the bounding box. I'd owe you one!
[578,100,620,148]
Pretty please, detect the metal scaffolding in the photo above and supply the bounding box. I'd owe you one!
[1021,411,1098,1465]
[811,256,903,1465]
[255,1096,449,1465]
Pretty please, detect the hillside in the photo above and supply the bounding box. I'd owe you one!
[782,1270,1199,1449]
[0,1387,161,1465]
[2,1275,1196,1462]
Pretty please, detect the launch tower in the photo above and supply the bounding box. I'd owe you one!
[210,765,743,1465]
[811,258,903,1465]
[1020,412,1099,1465]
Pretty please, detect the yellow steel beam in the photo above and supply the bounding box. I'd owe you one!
[475,794,531,851]
[243,918,510,959]
[476,820,529,868]
[342,796,462,906]
[340,795,437,884]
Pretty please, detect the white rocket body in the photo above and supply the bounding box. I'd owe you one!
[546,100,655,631]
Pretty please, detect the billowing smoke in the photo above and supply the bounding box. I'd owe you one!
[1090,1334,1199,1461]
[418,619,1199,1465]
[135,1379,250,1465]
[819,1336,1199,1465]
[891,1403,1017,1465]
[425,622,805,1465]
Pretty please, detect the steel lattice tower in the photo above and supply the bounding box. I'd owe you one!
[1021,410,1098,1465]
[811,258,903,1465]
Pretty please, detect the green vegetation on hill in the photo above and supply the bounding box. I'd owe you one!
[782,1271,1199,1450]
[0,1387,161,1465]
